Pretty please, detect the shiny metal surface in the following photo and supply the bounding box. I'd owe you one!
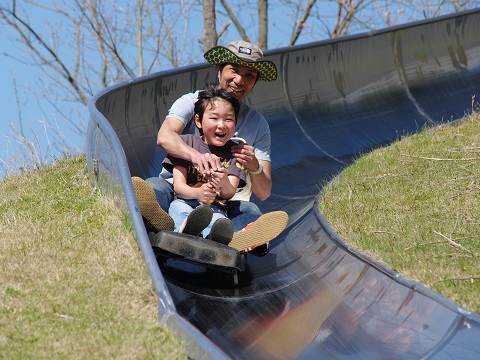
[87,9,480,359]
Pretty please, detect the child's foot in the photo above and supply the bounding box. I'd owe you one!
[207,218,234,245]
[229,211,289,253]
[132,176,174,232]
[179,205,213,236]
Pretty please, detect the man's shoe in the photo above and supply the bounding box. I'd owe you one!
[207,218,234,245]
[132,176,174,232]
[229,211,288,253]
[249,243,270,257]
[179,205,213,236]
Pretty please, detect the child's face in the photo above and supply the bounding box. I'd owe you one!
[195,98,236,146]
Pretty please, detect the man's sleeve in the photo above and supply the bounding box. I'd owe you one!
[253,119,271,162]
[165,91,197,126]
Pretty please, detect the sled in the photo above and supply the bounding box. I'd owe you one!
[149,230,247,285]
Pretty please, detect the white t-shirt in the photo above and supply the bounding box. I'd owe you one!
[160,90,272,201]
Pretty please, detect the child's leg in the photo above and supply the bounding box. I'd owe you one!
[202,205,233,245]
[168,199,195,231]
[205,215,234,246]
[169,201,213,236]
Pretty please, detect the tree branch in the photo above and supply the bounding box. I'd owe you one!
[289,0,317,45]
[220,0,250,42]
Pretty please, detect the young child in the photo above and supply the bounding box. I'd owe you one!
[161,85,246,244]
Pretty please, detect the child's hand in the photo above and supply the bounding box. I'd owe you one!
[195,182,217,205]
[209,167,229,191]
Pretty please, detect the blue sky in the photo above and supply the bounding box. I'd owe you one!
[0,41,22,148]
[1,25,86,177]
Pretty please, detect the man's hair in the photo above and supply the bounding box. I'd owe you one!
[194,84,241,128]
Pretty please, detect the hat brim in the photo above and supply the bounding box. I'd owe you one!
[204,46,277,82]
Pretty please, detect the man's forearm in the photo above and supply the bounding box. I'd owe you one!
[157,118,199,162]
[250,160,272,200]
[158,132,199,162]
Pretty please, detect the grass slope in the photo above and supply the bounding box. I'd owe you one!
[0,155,186,359]
[320,112,480,313]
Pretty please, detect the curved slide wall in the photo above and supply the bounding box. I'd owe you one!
[87,9,480,360]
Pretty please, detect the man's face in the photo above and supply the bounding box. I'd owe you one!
[218,63,259,101]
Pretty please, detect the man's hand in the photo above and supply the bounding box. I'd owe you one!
[158,118,221,175]
[231,142,272,201]
[231,142,260,172]
[193,153,222,176]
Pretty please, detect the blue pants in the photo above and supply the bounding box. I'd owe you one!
[169,199,226,237]
[145,176,262,231]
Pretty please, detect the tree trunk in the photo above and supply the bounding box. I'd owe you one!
[258,0,268,49]
[203,0,217,52]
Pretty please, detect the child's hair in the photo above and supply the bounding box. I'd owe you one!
[194,84,241,129]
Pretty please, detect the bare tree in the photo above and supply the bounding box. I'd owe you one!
[258,0,268,49]
[0,0,197,107]
[267,0,480,46]
[289,0,317,45]
[330,0,365,38]
[4,0,479,107]
[202,0,218,52]
[0,0,198,175]
[220,0,251,43]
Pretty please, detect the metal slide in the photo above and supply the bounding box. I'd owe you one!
[87,9,480,360]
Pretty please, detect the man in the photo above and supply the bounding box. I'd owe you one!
[134,40,287,253]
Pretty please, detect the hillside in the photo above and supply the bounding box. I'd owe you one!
[320,111,480,313]
[0,155,186,358]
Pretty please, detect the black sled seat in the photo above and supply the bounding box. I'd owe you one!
[149,230,247,285]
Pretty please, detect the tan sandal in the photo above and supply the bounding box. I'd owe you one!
[229,211,288,253]
[132,176,174,232]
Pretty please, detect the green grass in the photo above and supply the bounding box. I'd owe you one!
[0,155,186,359]
[320,112,480,313]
